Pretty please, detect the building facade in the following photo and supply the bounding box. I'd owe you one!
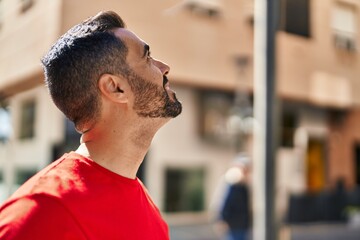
[0,0,359,224]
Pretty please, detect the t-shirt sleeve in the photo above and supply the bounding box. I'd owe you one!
[0,194,87,240]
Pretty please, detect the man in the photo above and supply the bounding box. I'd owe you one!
[0,11,182,239]
[220,156,251,240]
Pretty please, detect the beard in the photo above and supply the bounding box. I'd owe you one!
[127,72,182,118]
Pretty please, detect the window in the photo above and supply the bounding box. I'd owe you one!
[11,167,37,192]
[165,167,205,212]
[199,91,253,147]
[199,91,234,146]
[0,0,3,31]
[332,3,357,52]
[18,100,36,140]
[15,168,36,185]
[355,144,360,186]
[20,0,34,13]
[0,170,6,203]
[52,118,81,160]
[12,168,37,194]
[306,139,326,193]
[0,107,11,143]
[281,110,298,147]
[184,0,222,18]
[280,0,311,37]
[199,90,253,147]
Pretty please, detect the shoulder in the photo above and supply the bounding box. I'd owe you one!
[9,152,92,200]
[0,194,87,239]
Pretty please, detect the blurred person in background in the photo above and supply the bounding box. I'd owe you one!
[211,154,251,240]
[0,11,181,240]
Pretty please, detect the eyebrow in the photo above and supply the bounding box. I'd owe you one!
[143,44,150,58]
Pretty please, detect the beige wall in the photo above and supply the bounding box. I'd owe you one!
[278,0,360,107]
[146,87,236,221]
[0,0,63,95]
[0,0,360,221]
[0,0,254,94]
[1,0,359,109]
[0,85,64,196]
[329,108,360,188]
[59,0,253,91]
[0,0,249,211]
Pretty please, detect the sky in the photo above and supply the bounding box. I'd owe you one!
[0,108,11,140]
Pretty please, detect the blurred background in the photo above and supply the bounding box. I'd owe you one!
[0,0,360,239]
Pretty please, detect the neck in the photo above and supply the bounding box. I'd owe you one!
[76,119,159,179]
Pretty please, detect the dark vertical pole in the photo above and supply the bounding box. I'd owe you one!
[265,1,279,240]
[253,0,279,240]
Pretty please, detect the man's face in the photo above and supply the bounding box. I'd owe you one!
[113,29,182,118]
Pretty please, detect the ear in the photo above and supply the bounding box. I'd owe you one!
[98,74,129,103]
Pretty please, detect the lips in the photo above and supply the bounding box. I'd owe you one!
[162,75,177,101]
[163,76,169,88]
[163,76,171,91]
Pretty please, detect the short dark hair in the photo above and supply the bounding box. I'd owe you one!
[42,11,128,132]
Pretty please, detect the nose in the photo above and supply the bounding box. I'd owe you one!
[153,59,170,75]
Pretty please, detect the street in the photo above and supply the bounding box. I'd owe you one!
[170,222,360,240]
[291,223,360,240]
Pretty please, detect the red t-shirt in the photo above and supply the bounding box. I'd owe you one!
[0,152,169,240]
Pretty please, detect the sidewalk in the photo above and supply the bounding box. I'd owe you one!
[170,222,360,240]
[170,223,219,240]
[290,223,360,240]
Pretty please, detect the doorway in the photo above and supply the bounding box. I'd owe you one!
[306,139,326,193]
[354,144,360,186]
